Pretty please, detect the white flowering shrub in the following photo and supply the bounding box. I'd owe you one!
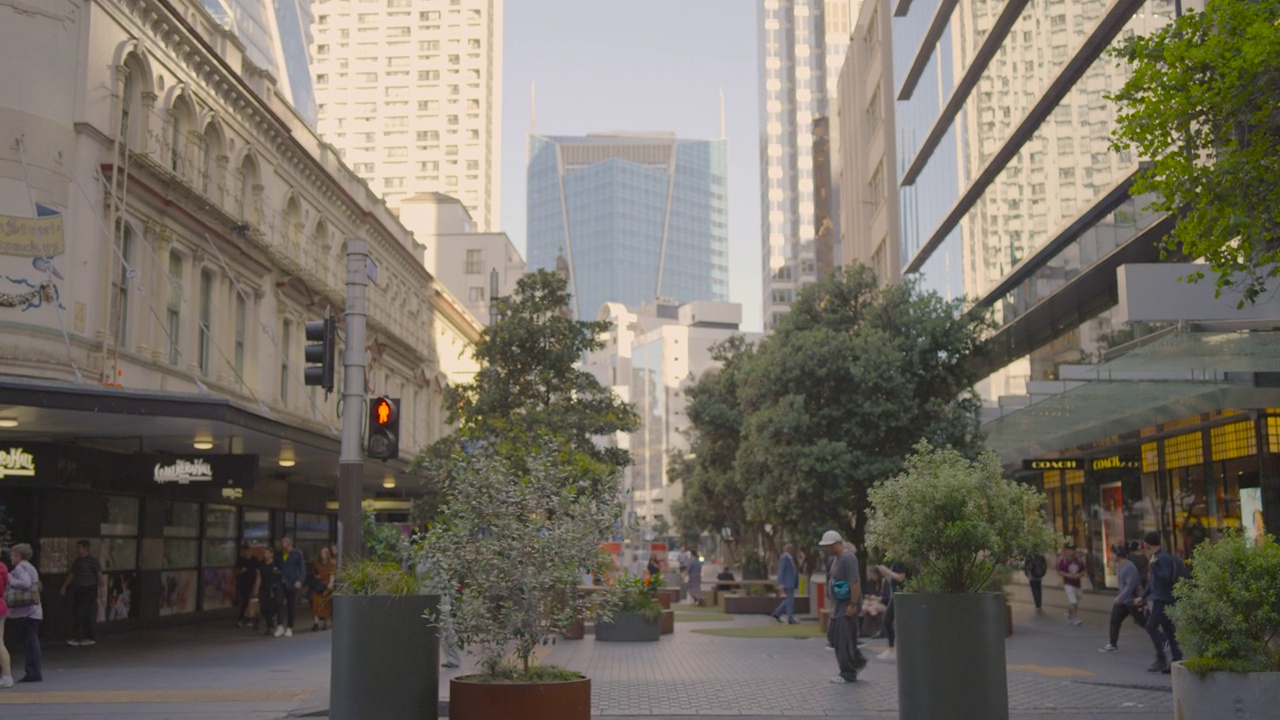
[416,448,622,678]
[866,442,1058,594]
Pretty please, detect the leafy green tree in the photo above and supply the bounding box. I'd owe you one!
[734,264,991,554]
[1110,0,1280,303]
[415,270,638,491]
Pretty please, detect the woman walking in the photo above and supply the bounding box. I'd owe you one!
[7,544,44,683]
[309,546,335,631]
[0,553,13,687]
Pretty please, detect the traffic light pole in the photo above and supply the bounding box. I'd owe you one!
[338,238,369,566]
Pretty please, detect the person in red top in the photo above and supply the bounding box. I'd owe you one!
[1057,541,1085,626]
[0,557,13,687]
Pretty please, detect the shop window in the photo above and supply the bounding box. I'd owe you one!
[99,495,139,573]
[162,500,200,569]
[295,512,332,561]
[1266,415,1280,454]
[1163,432,1204,469]
[1141,441,1158,473]
[202,504,239,567]
[244,509,271,544]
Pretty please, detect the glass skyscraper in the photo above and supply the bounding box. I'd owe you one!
[200,0,318,127]
[526,133,729,320]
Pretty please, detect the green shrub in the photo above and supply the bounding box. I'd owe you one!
[1169,532,1280,675]
[335,559,421,596]
[607,573,663,623]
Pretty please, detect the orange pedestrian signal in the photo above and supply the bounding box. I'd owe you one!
[375,399,392,425]
[367,396,399,460]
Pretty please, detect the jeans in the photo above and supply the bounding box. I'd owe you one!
[283,586,298,628]
[1146,600,1181,660]
[1108,602,1146,646]
[772,587,796,621]
[15,618,42,680]
[1029,579,1043,608]
[71,586,97,641]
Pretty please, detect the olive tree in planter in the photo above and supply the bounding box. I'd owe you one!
[866,443,1057,720]
[1167,532,1280,716]
[330,560,439,720]
[415,449,622,720]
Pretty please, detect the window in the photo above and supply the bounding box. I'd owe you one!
[468,286,485,301]
[234,292,246,378]
[198,270,213,376]
[465,249,483,274]
[418,160,438,171]
[280,319,292,404]
[465,160,478,171]
[203,504,239,569]
[418,100,438,111]
[868,161,885,205]
[420,70,440,81]
[111,224,133,343]
[167,251,182,365]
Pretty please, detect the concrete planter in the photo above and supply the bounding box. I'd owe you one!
[595,610,661,642]
[330,594,439,720]
[450,675,590,720]
[1171,662,1280,719]
[896,593,1008,720]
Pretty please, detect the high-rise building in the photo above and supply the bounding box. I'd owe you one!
[310,0,502,231]
[200,0,318,125]
[758,0,852,330]
[526,132,730,320]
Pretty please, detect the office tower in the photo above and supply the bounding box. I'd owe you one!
[311,0,503,230]
[758,0,853,330]
[526,132,730,320]
[200,0,318,126]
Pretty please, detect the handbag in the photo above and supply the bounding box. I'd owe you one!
[832,580,851,600]
[6,580,42,608]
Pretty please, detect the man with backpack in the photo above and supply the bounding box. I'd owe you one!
[1139,531,1183,673]
[1023,553,1047,612]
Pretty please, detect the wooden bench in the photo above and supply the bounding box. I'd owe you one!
[706,579,780,606]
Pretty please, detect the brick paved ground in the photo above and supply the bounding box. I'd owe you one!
[0,585,1173,718]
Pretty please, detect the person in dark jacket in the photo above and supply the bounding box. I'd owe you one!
[235,544,259,628]
[257,547,284,637]
[1100,544,1145,652]
[275,537,305,637]
[1140,531,1182,673]
[59,540,101,646]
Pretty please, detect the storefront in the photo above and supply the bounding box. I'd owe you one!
[1026,410,1280,590]
[0,443,334,632]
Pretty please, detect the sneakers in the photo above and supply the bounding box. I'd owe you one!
[1100,644,1118,652]
[284,627,293,638]
[829,675,857,683]
[772,615,782,624]
[273,625,285,638]
[66,639,81,646]
[0,676,13,689]
[81,639,96,646]
[441,661,461,669]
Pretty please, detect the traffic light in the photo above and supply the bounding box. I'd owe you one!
[303,316,336,393]
[367,396,400,460]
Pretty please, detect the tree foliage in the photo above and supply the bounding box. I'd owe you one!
[415,270,639,490]
[866,443,1058,594]
[672,265,992,560]
[1109,0,1280,303]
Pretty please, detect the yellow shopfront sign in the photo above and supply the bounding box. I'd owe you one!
[0,212,65,257]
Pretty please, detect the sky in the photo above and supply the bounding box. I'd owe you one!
[499,0,763,332]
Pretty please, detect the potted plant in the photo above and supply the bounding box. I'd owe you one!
[596,574,663,642]
[866,443,1057,720]
[1167,531,1280,716]
[415,449,621,720]
[329,556,439,720]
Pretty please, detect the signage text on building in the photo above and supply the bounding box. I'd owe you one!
[1023,458,1083,471]
[154,458,215,484]
[1091,455,1142,472]
[0,447,36,478]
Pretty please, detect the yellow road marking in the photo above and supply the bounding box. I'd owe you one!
[1007,663,1095,678]
[0,688,316,705]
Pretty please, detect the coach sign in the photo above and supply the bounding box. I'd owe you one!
[1022,458,1084,471]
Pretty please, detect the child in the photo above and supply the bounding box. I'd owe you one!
[257,548,284,637]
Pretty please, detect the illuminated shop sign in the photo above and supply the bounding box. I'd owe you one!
[1022,458,1083,471]
[0,447,36,478]
[1091,455,1141,472]
[154,458,215,484]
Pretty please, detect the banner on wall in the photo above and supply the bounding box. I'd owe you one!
[159,570,198,616]
[98,571,139,622]
[1241,487,1267,547]
[0,204,65,257]
[202,568,237,611]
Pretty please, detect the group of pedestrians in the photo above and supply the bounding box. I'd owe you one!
[235,538,336,638]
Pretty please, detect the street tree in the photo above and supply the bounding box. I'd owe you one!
[734,264,991,555]
[1110,0,1280,303]
[414,270,638,491]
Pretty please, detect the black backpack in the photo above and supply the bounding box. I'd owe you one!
[1026,554,1047,579]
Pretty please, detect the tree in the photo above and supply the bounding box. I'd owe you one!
[416,270,639,490]
[1110,0,1280,304]
[733,265,991,555]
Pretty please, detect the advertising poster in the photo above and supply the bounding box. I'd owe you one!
[1240,487,1266,547]
[202,568,237,610]
[98,571,139,622]
[1100,483,1125,586]
[159,570,198,616]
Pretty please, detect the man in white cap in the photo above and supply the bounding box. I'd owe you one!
[821,529,866,683]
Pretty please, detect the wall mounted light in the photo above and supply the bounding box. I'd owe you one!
[382,476,396,489]
[278,458,296,468]
[193,440,215,450]
[0,418,18,428]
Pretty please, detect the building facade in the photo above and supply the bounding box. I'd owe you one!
[310,0,503,231]
[758,0,852,330]
[400,192,524,326]
[0,0,474,635]
[587,301,753,540]
[526,132,729,321]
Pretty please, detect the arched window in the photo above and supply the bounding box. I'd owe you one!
[110,223,134,343]
[167,250,183,365]
[198,268,214,376]
[238,154,260,223]
[202,122,224,197]
[170,96,194,174]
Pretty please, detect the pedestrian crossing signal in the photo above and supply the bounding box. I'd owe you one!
[367,396,399,460]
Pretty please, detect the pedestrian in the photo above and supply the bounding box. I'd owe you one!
[874,562,908,653]
[686,551,704,606]
[645,553,661,580]
[0,554,13,688]
[59,539,101,646]
[235,544,259,628]
[257,547,284,637]
[1100,543,1145,652]
[820,530,865,684]
[309,546,335,631]
[276,537,305,638]
[715,565,735,592]
[7,544,43,682]
[1056,541,1085,625]
[1023,552,1047,612]
[1140,531,1183,673]
[771,543,799,624]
